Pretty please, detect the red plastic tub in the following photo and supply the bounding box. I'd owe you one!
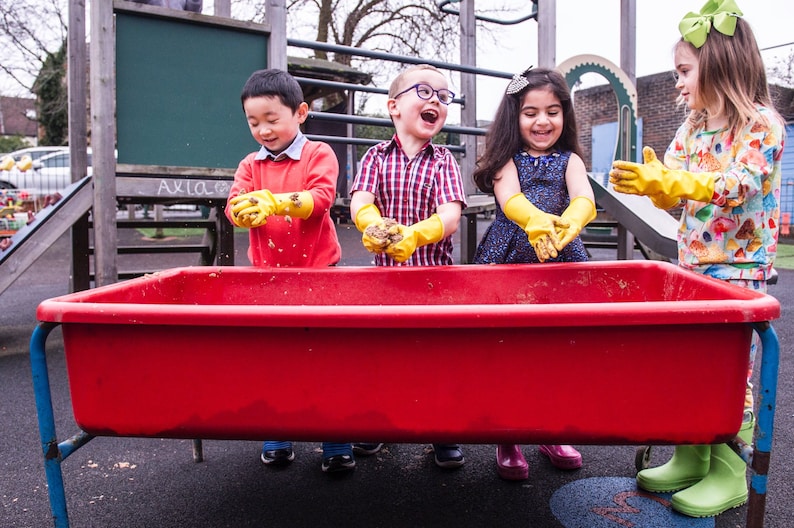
[37,261,779,445]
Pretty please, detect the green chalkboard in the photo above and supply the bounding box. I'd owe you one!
[115,10,269,168]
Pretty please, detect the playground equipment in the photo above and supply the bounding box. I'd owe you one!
[20,2,783,527]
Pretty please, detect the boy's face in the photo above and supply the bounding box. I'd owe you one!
[388,69,450,141]
[243,95,308,155]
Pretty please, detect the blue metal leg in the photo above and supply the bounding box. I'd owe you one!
[30,322,94,528]
[746,322,780,528]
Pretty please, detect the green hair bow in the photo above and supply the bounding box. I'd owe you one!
[679,0,743,48]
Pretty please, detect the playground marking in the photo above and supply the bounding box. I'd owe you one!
[550,477,714,527]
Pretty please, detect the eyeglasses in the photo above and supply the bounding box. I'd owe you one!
[393,83,455,105]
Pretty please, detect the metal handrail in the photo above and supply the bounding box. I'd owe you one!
[288,38,512,80]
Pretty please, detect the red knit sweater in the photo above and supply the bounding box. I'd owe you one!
[225,141,341,267]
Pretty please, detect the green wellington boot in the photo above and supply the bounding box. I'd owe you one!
[671,417,755,517]
[636,444,710,492]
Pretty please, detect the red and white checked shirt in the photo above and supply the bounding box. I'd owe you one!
[351,135,467,266]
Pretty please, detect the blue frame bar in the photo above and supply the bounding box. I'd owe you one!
[30,323,95,528]
[746,322,780,528]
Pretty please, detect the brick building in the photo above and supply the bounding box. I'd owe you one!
[0,96,37,144]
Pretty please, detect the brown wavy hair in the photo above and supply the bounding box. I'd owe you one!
[677,17,780,136]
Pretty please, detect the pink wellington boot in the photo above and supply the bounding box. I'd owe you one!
[539,445,583,469]
[496,444,529,481]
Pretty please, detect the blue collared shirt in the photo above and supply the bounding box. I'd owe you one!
[254,131,307,162]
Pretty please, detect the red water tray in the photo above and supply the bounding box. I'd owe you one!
[37,261,780,445]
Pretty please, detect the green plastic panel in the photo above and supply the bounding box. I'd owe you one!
[115,11,268,168]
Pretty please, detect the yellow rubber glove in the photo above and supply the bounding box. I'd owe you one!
[502,193,568,262]
[272,191,314,219]
[229,190,314,228]
[354,203,390,253]
[610,146,717,203]
[1,156,14,171]
[649,194,681,210]
[16,155,32,172]
[554,196,597,251]
[229,190,277,227]
[384,214,445,263]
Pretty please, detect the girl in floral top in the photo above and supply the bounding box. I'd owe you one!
[610,0,785,518]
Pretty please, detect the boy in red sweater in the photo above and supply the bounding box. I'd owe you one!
[225,69,350,473]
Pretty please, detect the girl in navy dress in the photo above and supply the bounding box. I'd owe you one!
[473,67,596,480]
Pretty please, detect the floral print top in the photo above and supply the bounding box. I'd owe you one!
[664,106,785,281]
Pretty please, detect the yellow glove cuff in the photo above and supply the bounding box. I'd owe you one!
[503,193,543,227]
[354,203,384,232]
[273,191,314,220]
[0,156,14,171]
[682,171,717,203]
[650,194,681,210]
[562,196,597,226]
[411,213,445,246]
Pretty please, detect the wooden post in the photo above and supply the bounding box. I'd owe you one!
[459,0,476,195]
[537,0,556,68]
[68,1,88,184]
[213,0,230,18]
[68,0,91,291]
[266,0,287,70]
[617,0,637,260]
[458,0,478,264]
[90,0,119,285]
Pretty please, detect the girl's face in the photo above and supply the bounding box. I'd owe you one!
[674,44,702,111]
[518,87,563,156]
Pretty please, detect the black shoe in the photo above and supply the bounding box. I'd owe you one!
[432,444,465,469]
[352,443,384,456]
[322,454,356,473]
[260,441,295,466]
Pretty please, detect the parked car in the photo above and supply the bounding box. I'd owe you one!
[0,146,69,192]
[0,147,93,194]
[34,150,94,191]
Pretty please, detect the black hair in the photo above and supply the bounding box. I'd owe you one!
[473,67,582,194]
[240,69,304,112]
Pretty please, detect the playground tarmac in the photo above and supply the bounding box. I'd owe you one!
[0,218,792,528]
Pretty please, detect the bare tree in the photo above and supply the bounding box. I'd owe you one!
[769,50,794,88]
[232,0,525,113]
[0,0,68,96]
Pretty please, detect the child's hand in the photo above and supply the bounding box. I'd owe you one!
[553,196,597,251]
[362,219,399,253]
[384,215,445,263]
[529,223,565,262]
[610,147,716,203]
[229,190,278,227]
[355,203,394,254]
[502,193,567,262]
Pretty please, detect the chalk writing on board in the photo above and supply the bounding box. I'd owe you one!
[156,179,231,197]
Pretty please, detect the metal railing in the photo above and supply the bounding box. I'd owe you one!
[287,38,509,161]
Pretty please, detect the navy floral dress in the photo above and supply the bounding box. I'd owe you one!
[473,150,588,264]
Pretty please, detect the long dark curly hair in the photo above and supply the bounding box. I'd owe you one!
[473,67,582,194]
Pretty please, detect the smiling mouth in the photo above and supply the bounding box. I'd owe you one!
[421,110,439,124]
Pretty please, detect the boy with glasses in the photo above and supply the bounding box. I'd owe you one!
[349,64,467,467]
